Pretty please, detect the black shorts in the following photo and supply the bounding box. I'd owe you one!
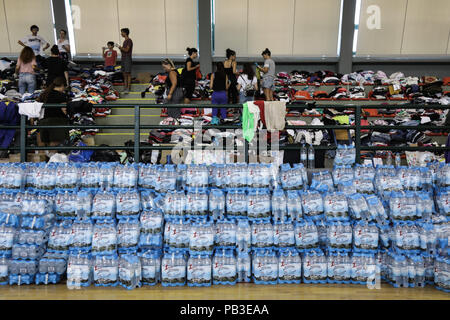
[183,83,195,99]
[40,117,69,144]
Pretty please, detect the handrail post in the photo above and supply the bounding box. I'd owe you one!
[355,105,361,164]
[134,105,140,163]
[20,115,26,162]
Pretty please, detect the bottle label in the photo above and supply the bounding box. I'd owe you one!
[216,228,236,246]
[94,266,118,282]
[162,265,186,281]
[188,265,211,282]
[275,230,295,246]
[0,232,14,248]
[92,232,116,250]
[213,263,236,279]
[279,259,301,279]
[72,228,93,247]
[303,197,323,214]
[253,262,277,280]
[252,230,273,247]
[142,265,156,280]
[190,233,214,251]
[118,229,139,247]
[141,214,163,232]
[0,265,8,277]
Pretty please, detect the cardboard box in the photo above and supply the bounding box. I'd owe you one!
[7,153,46,163]
[137,72,152,84]
[82,135,95,146]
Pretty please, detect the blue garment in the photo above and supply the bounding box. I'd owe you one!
[212,91,227,119]
[18,72,36,95]
[239,92,254,104]
[0,101,19,148]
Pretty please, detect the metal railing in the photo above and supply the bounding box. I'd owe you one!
[1,103,450,163]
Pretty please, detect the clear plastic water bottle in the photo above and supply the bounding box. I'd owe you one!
[308,145,315,169]
[300,144,307,167]
[395,153,401,168]
[236,219,251,252]
[67,253,92,289]
[140,250,161,286]
[209,189,225,221]
[272,189,287,222]
[237,251,251,283]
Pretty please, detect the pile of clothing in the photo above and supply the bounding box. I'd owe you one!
[66,100,99,135]
[68,66,120,117]
[0,58,16,81]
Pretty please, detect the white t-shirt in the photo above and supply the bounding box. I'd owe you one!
[237,74,257,92]
[21,35,48,56]
[57,39,70,53]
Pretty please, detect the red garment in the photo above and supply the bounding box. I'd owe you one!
[104,50,117,67]
[253,100,266,127]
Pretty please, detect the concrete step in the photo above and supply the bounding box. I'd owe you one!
[92,134,149,146]
[96,115,162,125]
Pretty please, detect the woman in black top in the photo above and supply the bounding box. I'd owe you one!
[183,47,200,104]
[162,58,184,119]
[224,48,238,104]
[210,62,229,125]
[42,45,69,86]
[37,77,69,147]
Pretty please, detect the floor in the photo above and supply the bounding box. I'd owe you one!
[0,283,448,300]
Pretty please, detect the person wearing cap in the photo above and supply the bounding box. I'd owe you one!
[18,25,50,67]
[256,48,275,101]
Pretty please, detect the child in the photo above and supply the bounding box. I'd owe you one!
[102,42,117,72]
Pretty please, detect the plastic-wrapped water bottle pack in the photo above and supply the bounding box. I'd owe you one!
[0,161,448,292]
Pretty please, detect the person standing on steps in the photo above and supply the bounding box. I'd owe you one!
[36,77,69,148]
[42,45,69,87]
[256,48,275,101]
[18,25,50,67]
[224,49,238,104]
[15,46,37,95]
[118,28,133,94]
[237,63,258,104]
[162,59,184,119]
[57,29,71,61]
[210,62,230,125]
[183,47,200,104]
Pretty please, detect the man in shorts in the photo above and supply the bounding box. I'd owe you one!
[118,28,133,94]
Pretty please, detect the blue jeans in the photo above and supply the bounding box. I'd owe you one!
[211,91,227,119]
[18,73,36,95]
[239,92,254,104]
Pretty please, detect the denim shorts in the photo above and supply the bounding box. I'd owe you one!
[262,76,275,90]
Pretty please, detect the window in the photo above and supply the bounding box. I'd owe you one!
[213,0,343,57]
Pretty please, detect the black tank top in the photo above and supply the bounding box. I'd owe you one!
[224,63,236,84]
[213,72,226,91]
[166,70,180,89]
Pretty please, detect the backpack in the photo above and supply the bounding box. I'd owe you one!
[239,75,256,97]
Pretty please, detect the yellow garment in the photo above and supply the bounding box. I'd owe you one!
[332,115,350,125]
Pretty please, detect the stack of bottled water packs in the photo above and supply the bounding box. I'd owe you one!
[0,158,448,292]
